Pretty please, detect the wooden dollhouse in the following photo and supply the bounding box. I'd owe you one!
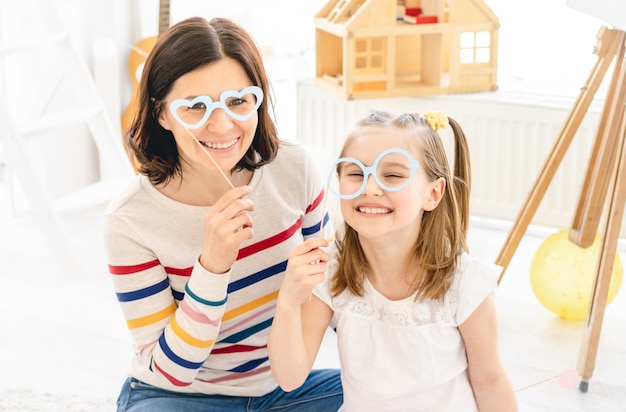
[314,0,499,99]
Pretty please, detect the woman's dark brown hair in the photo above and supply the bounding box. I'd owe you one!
[126,17,279,185]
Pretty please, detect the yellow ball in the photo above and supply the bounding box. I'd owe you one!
[530,229,623,320]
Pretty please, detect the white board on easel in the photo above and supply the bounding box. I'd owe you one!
[567,0,626,31]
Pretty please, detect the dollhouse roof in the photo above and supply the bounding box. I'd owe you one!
[316,0,499,30]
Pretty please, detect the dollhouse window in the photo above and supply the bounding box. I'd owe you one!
[460,31,491,64]
[354,38,385,72]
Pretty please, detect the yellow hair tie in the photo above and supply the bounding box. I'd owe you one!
[423,111,449,132]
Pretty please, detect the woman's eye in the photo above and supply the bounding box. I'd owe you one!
[228,98,246,107]
[191,102,206,110]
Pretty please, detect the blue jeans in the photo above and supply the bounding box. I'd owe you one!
[117,369,342,411]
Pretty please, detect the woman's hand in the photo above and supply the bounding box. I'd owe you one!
[278,238,329,308]
[199,185,254,274]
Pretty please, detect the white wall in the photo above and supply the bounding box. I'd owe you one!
[0,0,612,212]
[0,0,134,204]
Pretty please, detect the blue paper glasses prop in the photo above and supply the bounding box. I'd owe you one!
[319,147,419,235]
[169,86,263,129]
[313,148,420,300]
[167,86,264,189]
[326,147,420,200]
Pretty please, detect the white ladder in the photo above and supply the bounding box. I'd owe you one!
[0,0,134,276]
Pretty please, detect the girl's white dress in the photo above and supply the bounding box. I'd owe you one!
[314,251,501,412]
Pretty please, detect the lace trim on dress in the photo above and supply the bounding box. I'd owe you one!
[332,278,460,328]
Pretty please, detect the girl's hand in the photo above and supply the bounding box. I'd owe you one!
[279,238,329,307]
[199,185,254,274]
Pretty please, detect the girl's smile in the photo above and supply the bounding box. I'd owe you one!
[353,202,393,216]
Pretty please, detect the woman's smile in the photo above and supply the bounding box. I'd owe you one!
[199,137,240,150]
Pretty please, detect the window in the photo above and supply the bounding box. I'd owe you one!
[460,31,491,64]
[354,37,385,73]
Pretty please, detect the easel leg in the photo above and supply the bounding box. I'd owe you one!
[577,89,626,393]
[570,32,626,248]
[495,27,622,283]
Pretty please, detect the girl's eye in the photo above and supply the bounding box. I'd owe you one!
[339,170,363,178]
[340,166,363,178]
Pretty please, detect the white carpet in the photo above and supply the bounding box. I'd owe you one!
[0,389,114,412]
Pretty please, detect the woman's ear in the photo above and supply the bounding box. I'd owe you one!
[155,100,172,131]
[424,177,445,211]
[158,110,172,131]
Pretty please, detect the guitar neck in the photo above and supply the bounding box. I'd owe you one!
[158,0,170,37]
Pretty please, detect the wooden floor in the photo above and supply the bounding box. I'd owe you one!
[0,191,624,411]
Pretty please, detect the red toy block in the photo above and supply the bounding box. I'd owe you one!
[404,7,422,17]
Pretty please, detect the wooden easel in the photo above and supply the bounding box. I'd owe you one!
[494,26,626,393]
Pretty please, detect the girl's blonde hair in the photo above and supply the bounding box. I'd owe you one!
[331,110,471,301]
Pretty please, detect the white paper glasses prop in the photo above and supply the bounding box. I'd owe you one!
[169,86,263,128]
[312,148,420,300]
[168,86,264,189]
[318,147,419,239]
[326,147,421,200]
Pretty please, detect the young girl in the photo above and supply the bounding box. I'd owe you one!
[268,110,518,411]
[103,17,341,411]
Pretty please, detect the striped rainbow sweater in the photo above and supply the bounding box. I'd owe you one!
[102,143,332,396]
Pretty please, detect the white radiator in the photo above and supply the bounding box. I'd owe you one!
[295,80,622,235]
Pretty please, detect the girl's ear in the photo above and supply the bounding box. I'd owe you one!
[424,177,445,211]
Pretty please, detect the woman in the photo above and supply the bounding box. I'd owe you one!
[103,16,342,412]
